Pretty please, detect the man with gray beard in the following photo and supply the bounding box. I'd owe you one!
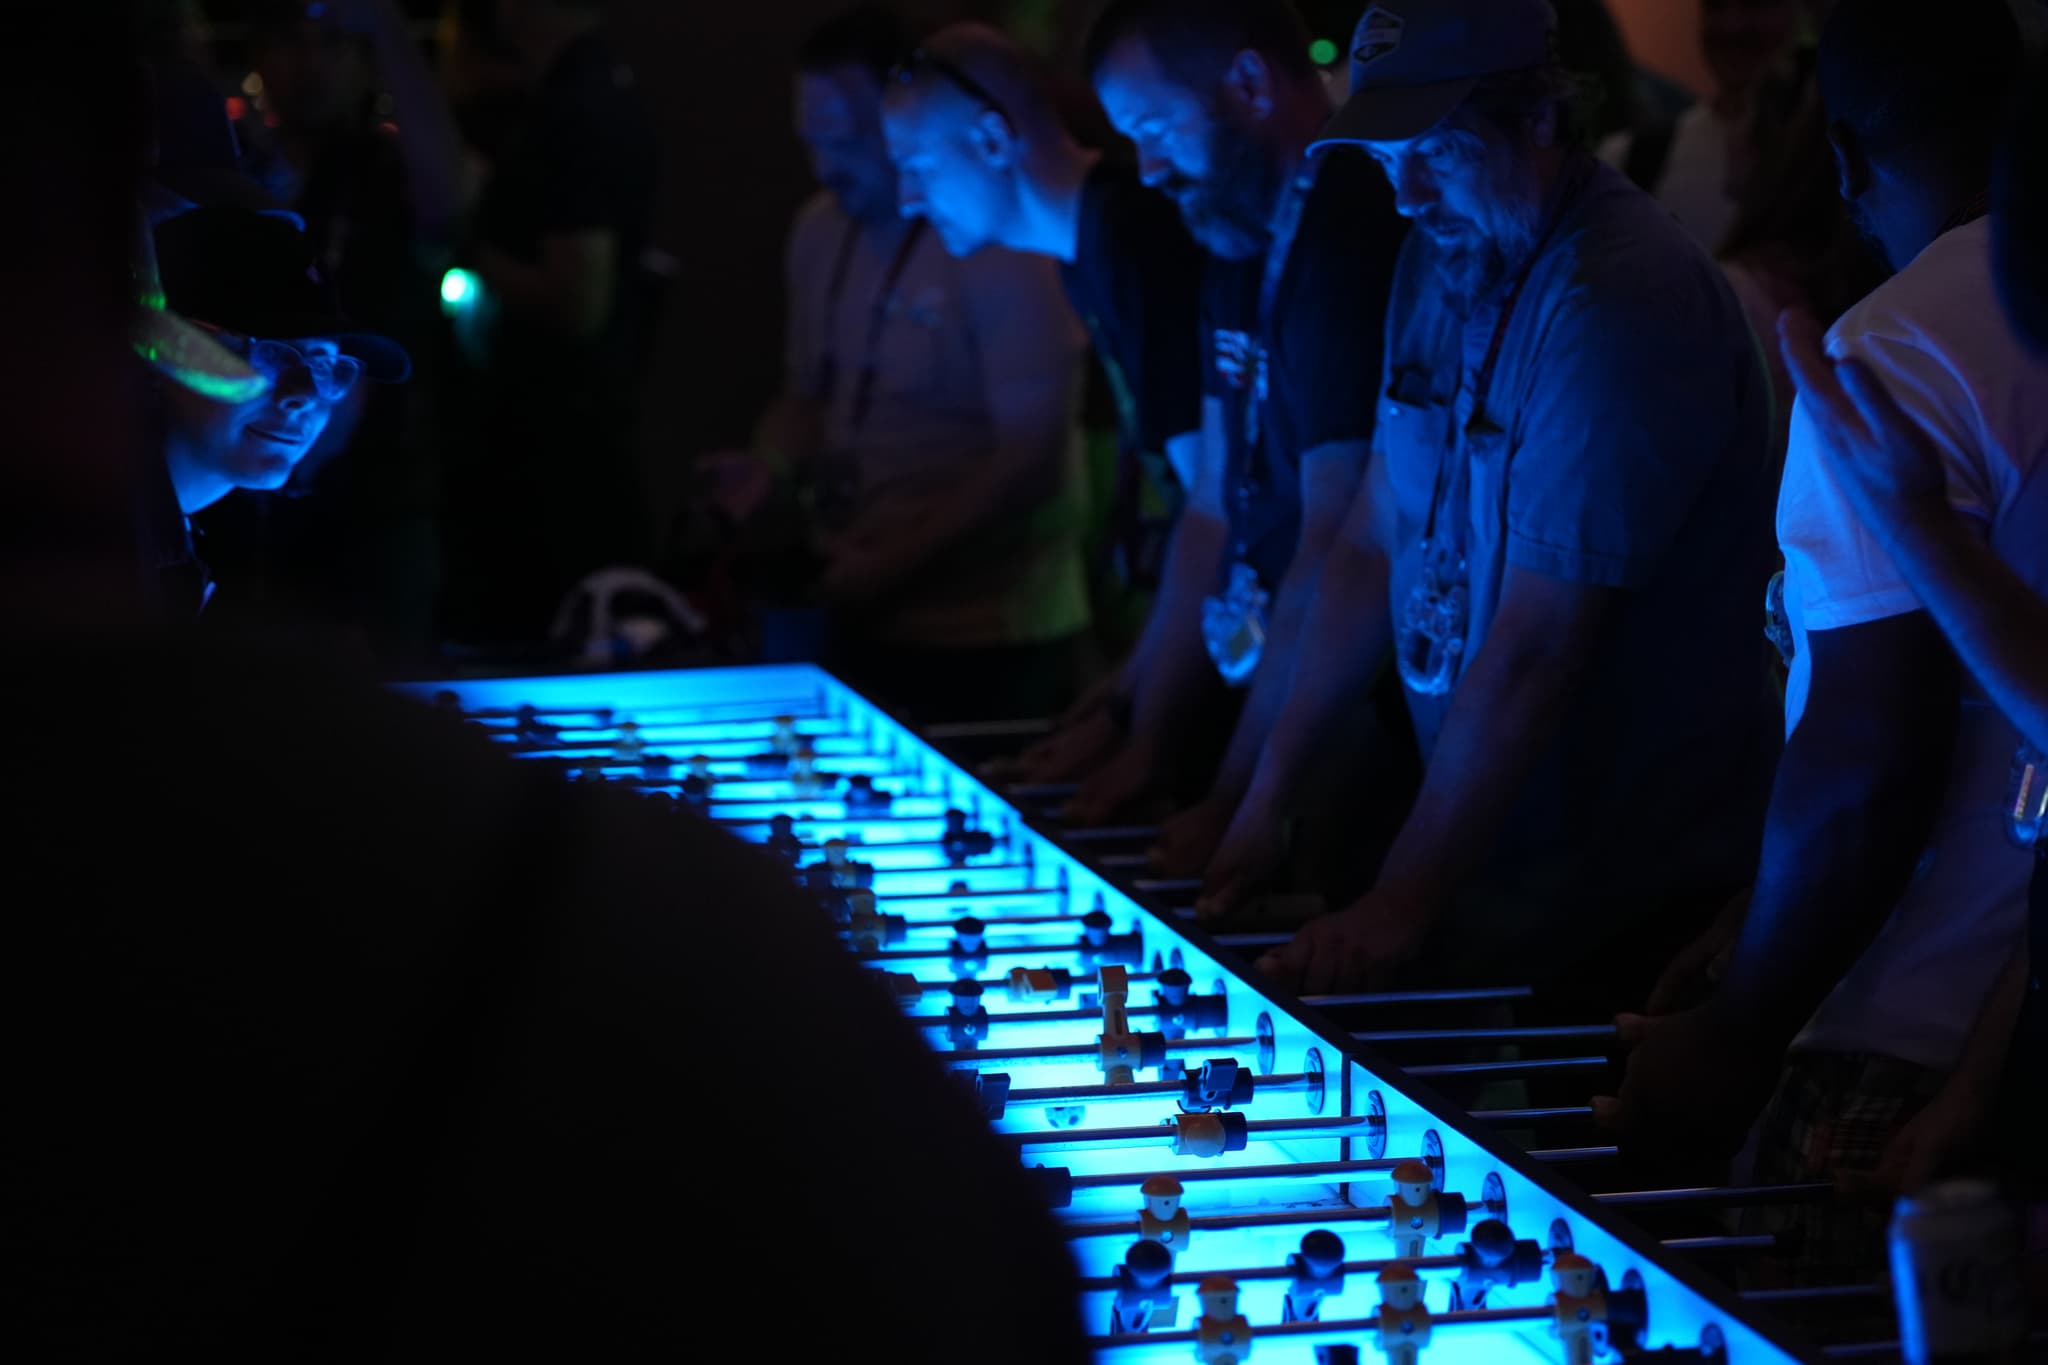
[1229,0,1780,1015]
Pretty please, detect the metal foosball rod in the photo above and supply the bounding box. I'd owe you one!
[931,1026,1620,1068]
[1005,1111,1384,1154]
[979,1066,1323,1117]
[1063,1180,1839,1241]
[437,696,830,727]
[1077,1222,1767,1296]
[1088,1251,1648,1356]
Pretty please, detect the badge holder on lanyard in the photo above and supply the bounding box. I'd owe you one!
[1396,179,1576,698]
[1202,162,1319,687]
[810,218,929,528]
[2011,740,2048,850]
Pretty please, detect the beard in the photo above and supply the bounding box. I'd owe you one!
[1158,116,1281,261]
[1423,153,1545,315]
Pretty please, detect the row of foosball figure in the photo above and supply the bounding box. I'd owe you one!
[462,700,1758,1363]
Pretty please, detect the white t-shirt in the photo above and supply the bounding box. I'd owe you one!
[1779,218,2048,1070]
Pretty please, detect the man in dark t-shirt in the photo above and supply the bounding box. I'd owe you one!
[881,21,1207,781]
[1075,0,1406,857]
[442,0,659,642]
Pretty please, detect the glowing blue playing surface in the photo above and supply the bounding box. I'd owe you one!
[400,665,1806,1365]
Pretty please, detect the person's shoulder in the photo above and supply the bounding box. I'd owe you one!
[1539,161,1736,325]
[1287,148,1403,309]
[1081,159,1198,262]
[789,191,846,255]
[958,238,1067,292]
[1825,220,2000,362]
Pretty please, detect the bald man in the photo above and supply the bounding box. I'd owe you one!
[883,23,1213,789]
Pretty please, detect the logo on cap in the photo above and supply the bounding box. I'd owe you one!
[1354,6,1405,67]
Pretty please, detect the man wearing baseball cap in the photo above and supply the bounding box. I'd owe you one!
[141,205,410,619]
[1229,0,1780,1014]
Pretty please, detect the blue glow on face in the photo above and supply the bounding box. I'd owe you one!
[395,665,1808,1365]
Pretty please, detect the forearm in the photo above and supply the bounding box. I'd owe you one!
[1208,547,1326,803]
[1885,508,2048,753]
[1237,542,1393,820]
[1125,516,1228,757]
[1373,624,1583,908]
[359,0,473,238]
[1945,943,2030,1111]
[1717,730,1954,1041]
[1123,512,1224,712]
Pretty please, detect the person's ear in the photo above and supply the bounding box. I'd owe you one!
[1829,122,1870,201]
[970,108,1017,169]
[1221,48,1277,123]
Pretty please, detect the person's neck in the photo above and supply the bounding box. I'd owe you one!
[1010,143,1100,262]
[1260,92,1328,234]
[521,10,600,80]
[162,439,232,517]
[1881,171,1991,270]
[854,207,914,248]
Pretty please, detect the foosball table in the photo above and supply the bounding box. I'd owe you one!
[404,664,1917,1365]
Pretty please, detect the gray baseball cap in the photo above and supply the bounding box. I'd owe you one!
[1314,0,1557,149]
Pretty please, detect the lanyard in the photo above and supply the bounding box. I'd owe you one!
[1258,160,1319,336]
[1231,159,1321,554]
[814,216,929,435]
[1420,161,1585,553]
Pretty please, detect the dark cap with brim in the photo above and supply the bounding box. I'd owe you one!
[1311,0,1556,153]
[154,205,412,384]
[1314,76,1478,150]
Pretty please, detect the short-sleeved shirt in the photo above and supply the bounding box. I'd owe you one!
[1370,155,1780,977]
[1059,160,1205,459]
[1201,148,1405,593]
[471,31,658,387]
[1781,219,2048,1070]
[785,193,1091,648]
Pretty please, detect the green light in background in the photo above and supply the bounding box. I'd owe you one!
[1310,38,1339,66]
[440,267,480,316]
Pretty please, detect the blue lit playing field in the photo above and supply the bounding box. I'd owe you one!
[401,665,1808,1365]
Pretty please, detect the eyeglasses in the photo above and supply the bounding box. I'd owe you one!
[890,48,1013,128]
[200,325,362,403]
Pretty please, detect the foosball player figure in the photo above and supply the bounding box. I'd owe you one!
[1099,964,1139,1084]
[612,719,644,763]
[771,714,799,755]
[818,838,874,889]
[1373,1266,1432,1365]
[1195,1277,1251,1364]
[946,978,987,1046]
[679,753,716,804]
[766,813,802,863]
[939,921,983,979]
[847,890,907,952]
[515,704,559,748]
[1111,1238,1178,1333]
[640,750,672,781]
[1005,966,1071,1004]
[941,808,995,865]
[842,773,891,814]
[790,736,822,796]
[1283,1229,1346,1322]
[1548,1253,1605,1365]
[1387,1160,1440,1259]
[1140,1175,1191,1258]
